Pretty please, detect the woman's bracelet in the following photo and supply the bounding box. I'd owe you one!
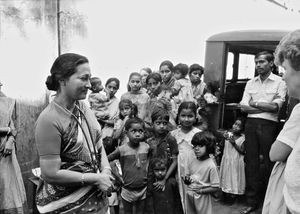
[81,173,85,186]
[7,127,11,135]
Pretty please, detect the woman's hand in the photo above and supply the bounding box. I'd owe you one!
[94,172,114,192]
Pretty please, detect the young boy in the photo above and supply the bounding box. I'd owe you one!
[88,77,110,121]
[150,158,183,214]
[145,107,180,214]
[108,117,151,214]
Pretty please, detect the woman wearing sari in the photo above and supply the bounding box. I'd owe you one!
[35,53,113,214]
[0,81,28,214]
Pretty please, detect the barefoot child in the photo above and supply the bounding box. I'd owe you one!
[108,117,151,214]
[170,101,201,211]
[220,118,246,204]
[183,131,220,214]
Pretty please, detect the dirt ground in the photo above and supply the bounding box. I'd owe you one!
[109,196,263,214]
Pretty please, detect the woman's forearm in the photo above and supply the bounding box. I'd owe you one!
[42,169,98,186]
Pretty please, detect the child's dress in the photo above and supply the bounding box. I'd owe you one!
[220,134,245,195]
[121,90,150,120]
[186,157,220,214]
[170,127,201,212]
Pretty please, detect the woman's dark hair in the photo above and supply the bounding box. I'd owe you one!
[46,53,89,91]
[189,64,204,76]
[105,77,120,89]
[174,63,189,77]
[127,72,142,92]
[176,101,198,125]
[124,117,145,131]
[159,60,174,72]
[146,72,162,84]
[191,131,216,155]
[151,107,169,123]
[118,99,138,120]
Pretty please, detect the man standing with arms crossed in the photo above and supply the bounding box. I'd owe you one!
[239,51,287,214]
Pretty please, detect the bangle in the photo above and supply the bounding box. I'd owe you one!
[255,102,258,108]
[7,127,11,134]
[81,173,85,186]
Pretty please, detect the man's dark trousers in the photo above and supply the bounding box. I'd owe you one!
[244,118,278,207]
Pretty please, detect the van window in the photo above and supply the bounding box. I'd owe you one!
[238,54,255,79]
[226,52,234,80]
[226,52,255,80]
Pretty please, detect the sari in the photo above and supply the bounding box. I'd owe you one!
[35,101,110,214]
[0,96,28,214]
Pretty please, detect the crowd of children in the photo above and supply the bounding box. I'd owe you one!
[88,61,245,214]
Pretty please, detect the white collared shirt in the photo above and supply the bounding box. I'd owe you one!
[240,72,287,122]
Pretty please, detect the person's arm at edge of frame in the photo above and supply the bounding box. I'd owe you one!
[269,140,292,162]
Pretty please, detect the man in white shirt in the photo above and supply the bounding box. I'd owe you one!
[240,51,287,214]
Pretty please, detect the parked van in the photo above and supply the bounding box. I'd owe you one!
[204,30,289,130]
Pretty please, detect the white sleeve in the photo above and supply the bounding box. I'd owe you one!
[277,103,300,148]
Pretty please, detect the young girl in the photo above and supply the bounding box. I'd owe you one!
[146,72,176,127]
[170,101,201,212]
[172,63,194,105]
[183,131,220,214]
[140,67,152,91]
[159,60,175,88]
[113,99,138,146]
[220,118,246,203]
[108,118,151,214]
[121,72,150,120]
[100,78,120,141]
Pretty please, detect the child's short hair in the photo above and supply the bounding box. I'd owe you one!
[189,64,204,76]
[159,60,174,72]
[191,131,216,155]
[151,107,169,123]
[90,77,101,88]
[152,158,167,170]
[176,101,198,125]
[124,117,145,131]
[118,99,138,119]
[174,63,189,77]
[146,72,162,84]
